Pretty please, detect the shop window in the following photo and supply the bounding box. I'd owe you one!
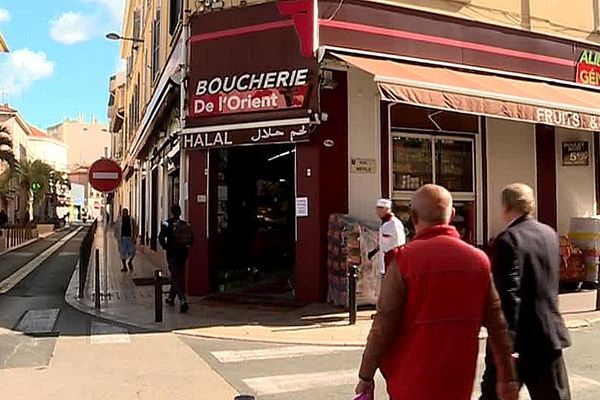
[435,139,474,193]
[392,136,433,191]
[392,133,474,194]
[392,132,476,243]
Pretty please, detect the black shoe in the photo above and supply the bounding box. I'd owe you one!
[180,302,189,313]
[121,267,128,272]
[128,261,133,271]
[165,297,175,307]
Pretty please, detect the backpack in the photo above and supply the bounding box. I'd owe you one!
[170,219,193,247]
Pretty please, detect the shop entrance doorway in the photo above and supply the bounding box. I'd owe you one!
[214,144,296,296]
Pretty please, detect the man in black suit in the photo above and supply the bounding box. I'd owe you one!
[480,183,572,400]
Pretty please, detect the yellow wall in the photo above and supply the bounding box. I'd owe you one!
[369,0,599,43]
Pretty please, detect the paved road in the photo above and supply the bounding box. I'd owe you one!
[181,326,600,400]
[0,225,141,368]
[1,226,599,399]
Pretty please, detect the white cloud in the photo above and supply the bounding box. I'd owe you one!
[0,49,55,97]
[0,8,10,22]
[83,0,125,27]
[50,12,96,44]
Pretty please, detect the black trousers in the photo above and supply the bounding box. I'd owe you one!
[479,345,571,400]
[167,255,187,303]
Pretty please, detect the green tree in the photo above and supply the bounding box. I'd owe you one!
[0,125,17,171]
[0,125,19,216]
[16,159,53,224]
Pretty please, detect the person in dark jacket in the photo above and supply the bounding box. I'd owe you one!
[159,204,193,313]
[480,182,572,400]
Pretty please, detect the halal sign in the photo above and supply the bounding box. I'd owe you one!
[190,68,310,117]
[576,50,600,86]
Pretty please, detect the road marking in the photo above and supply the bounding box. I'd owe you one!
[90,322,130,344]
[57,252,78,257]
[15,308,60,334]
[9,252,35,257]
[243,369,356,396]
[0,227,82,294]
[212,345,361,363]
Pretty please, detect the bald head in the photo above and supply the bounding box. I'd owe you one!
[411,184,454,228]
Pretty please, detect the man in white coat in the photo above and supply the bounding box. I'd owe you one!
[370,199,406,278]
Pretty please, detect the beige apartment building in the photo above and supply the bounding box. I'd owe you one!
[47,114,110,169]
[111,0,600,302]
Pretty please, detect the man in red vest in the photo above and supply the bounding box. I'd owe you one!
[355,184,518,400]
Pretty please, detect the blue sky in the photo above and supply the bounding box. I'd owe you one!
[0,0,125,128]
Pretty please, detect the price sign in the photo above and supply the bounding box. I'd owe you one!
[562,141,589,166]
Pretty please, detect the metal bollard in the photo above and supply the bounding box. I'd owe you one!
[596,278,600,311]
[155,269,163,323]
[348,264,358,325]
[94,248,101,310]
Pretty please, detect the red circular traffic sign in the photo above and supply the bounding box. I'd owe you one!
[88,158,122,193]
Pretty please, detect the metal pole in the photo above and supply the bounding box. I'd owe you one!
[103,192,109,299]
[95,248,101,310]
[154,269,163,323]
[78,243,84,299]
[348,265,358,325]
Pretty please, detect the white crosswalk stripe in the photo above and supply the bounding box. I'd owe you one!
[211,344,599,398]
[243,369,357,396]
[212,345,361,363]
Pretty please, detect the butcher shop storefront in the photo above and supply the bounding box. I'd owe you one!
[180,3,347,302]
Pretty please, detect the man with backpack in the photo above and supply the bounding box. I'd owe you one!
[159,204,194,313]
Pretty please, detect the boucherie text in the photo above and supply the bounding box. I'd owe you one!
[190,68,309,117]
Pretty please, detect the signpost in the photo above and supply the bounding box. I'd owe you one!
[89,157,122,303]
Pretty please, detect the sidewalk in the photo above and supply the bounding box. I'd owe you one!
[65,223,600,346]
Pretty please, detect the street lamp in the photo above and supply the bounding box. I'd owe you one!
[105,32,144,43]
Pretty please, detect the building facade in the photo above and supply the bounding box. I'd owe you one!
[47,114,110,169]
[112,0,600,302]
[28,126,69,172]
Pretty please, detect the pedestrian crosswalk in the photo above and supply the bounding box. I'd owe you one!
[204,342,600,400]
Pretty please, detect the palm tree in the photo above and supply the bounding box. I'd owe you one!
[0,125,17,171]
[16,159,53,224]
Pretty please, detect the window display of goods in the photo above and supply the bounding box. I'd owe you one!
[326,214,380,307]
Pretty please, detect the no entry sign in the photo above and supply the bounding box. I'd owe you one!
[89,158,122,193]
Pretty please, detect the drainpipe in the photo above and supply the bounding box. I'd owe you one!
[179,4,190,220]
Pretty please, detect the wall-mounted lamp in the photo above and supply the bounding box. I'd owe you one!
[105,32,144,51]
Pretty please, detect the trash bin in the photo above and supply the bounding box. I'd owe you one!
[569,217,600,287]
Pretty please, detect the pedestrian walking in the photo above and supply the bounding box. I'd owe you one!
[115,208,137,272]
[159,204,194,313]
[368,199,406,279]
[355,184,518,400]
[479,183,572,400]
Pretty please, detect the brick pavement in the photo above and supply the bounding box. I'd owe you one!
[65,222,600,346]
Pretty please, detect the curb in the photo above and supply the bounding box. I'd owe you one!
[565,317,600,330]
[0,237,42,257]
[0,225,70,257]
[64,261,171,333]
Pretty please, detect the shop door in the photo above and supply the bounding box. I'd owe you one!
[140,178,146,246]
[215,144,296,295]
[150,168,158,251]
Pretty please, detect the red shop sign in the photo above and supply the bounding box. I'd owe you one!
[576,50,600,87]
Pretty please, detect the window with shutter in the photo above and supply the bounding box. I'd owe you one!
[169,0,182,35]
[152,9,161,81]
[133,10,141,40]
